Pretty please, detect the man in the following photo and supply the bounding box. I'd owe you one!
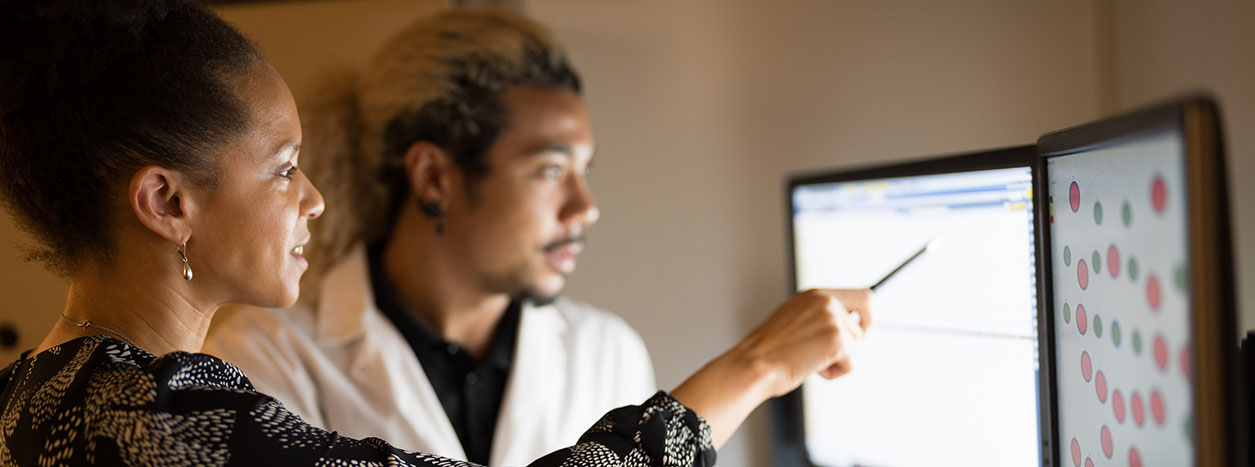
[205,10,655,466]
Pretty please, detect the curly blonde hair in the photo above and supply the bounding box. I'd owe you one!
[298,9,580,303]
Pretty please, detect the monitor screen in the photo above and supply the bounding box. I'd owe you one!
[1039,97,1240,467]
[1045,127,1191,466]
[788,149,1041,467]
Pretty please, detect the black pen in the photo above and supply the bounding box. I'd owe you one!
[869,238,938,291]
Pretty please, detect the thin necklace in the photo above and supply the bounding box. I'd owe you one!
[60,314,139,348]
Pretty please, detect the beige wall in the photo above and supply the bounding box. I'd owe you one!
[528,1,1100,464]
[0,217,66,364]
[1106,0,1255,336]
[216,0,448,103]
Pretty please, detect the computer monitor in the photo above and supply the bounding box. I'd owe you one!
[779,146,1045,466]
[1037,96,1243,467]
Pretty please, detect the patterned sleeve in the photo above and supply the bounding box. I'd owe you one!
[169,353,716,466]
[233,390,715,467]
[0,338,715,467]
[528,392,716,467]
[222,385,715,467]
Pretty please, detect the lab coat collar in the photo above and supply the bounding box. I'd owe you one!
[316,245,374,343]
[313,246,464,459]
[312,245,578,466]
[490,300,566,466]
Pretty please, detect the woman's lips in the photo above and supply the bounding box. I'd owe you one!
[291,244,308,268]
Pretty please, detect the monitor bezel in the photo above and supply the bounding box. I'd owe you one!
[776,144,1048,467]
[1035,96,1242,467]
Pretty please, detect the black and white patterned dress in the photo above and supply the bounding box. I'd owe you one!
[0,336,716,466]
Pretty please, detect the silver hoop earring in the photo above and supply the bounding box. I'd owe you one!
[177,242,193,281]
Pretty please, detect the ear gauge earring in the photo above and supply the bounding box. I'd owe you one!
[177,242,193,281]
[418,200,445,236]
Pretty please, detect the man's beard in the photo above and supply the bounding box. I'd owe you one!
[480,235,584,307]
[479,266,565,307]
[519,287,562,307]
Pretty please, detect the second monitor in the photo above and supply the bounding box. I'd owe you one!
[785,145,1045,466]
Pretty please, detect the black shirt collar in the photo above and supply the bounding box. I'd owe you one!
[365,242,519,370]
[366,242,521,463]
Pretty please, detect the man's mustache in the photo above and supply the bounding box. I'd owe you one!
[543,235,586,253]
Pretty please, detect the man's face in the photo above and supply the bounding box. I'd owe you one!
[442,85,598,302]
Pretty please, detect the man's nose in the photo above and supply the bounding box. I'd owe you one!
[562,173,599,228]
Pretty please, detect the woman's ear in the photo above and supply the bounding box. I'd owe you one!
[129,166,196,244]
[403,141,454,208]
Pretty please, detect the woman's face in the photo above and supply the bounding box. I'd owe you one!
[191,63,324,308]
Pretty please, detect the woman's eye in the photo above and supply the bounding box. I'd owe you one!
[280,166,299,179]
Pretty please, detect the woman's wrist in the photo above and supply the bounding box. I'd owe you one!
[671,346,784,449]
[717,344,786,402]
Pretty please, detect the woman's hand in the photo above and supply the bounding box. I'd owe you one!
[671,289,872,449]
[738,288,872,395]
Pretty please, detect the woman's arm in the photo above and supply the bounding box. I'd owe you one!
[12,289,868,467]
[671,289,872,448]
[228,288,870,465]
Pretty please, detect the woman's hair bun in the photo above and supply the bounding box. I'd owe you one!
[0,0,261,276]
[0,0,172,116]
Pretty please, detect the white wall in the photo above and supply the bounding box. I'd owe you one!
[1106,0,1255,336]
[528,2,1101,464]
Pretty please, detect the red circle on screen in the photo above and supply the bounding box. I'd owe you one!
[1113,389,1126,422]
[1071,438,1082,467]
[1078,260,1090,290]
[1151,390,1166,425]
[1108,245,1121,277]
[1077,304,1089,335]
[1147,275,1162,310]
[1131,392,1146,426]
[1152,176,1167,213]
[1081,351,1093,382]
[1101,425,1114,458]
[1071,181,1082,213]
[1096,371,1108,403]
[1180,345,1191,380]
[1129,447,1143,467]
[1154,335,1169,371]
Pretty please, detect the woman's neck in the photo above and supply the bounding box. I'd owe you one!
[35,265,215,356]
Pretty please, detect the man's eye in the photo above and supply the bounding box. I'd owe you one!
[280,166,299,179]
[542,165,564,179]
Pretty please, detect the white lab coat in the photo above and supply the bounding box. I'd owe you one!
[204,245,656,466]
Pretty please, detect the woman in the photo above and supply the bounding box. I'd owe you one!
[0,1,871,466]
